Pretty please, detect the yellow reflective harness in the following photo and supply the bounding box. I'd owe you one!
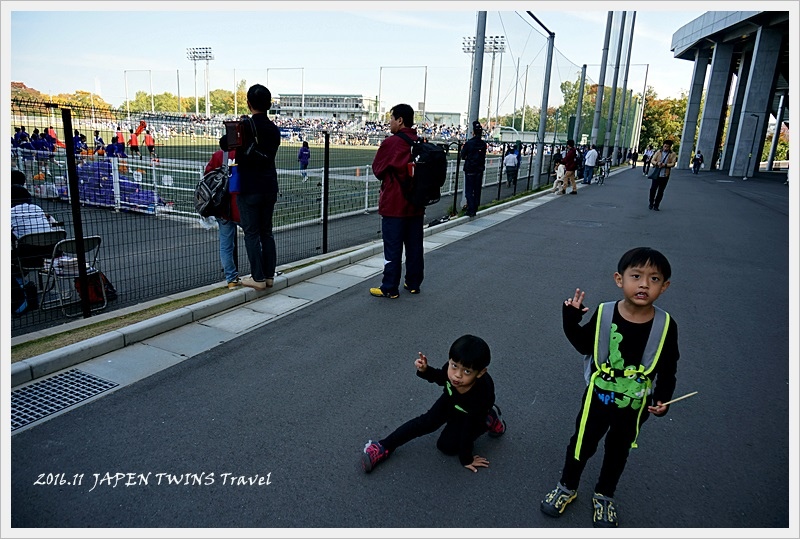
[573,301,670,459]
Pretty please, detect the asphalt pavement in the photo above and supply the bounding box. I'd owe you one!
[8,165,792,534]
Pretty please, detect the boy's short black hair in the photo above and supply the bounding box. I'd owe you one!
[247,84,272,112]
[618,247,671,281]
[449,334,491,371]
[390,104,414,128]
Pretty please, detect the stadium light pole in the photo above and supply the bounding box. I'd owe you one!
[266,67,305,117]
[463,35,505,133]
[187,47,213,116]
[377,65,428,124]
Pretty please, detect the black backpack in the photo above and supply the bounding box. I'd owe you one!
[395,132,448,207]
[194,151,230,218]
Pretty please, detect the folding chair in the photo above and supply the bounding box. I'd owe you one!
[14,229,67,288]
[40,235,107,316]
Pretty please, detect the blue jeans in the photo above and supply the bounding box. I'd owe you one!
[216,217,239,283]
[237,192,278,282]
[380,215,424,293]
[583,165,594,184]
[464,172,483,216]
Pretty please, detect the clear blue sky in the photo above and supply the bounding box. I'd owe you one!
[2,2,747,117]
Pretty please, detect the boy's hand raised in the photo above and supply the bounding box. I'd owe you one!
[565,288,589,313]
[415,352,428,372]
[464,455,490,473]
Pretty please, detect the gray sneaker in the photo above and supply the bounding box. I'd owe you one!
[592,493,619,527]
[540,482,577,517]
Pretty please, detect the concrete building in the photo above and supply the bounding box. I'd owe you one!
[275,94,378,122]
[672,11,790,178]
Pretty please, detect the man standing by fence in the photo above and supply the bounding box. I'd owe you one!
[369,103,424,299]
[224,84,282,291]
[461,121,487,218]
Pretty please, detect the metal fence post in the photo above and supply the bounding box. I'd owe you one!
[322,131,330,254]
[61,107,92,318]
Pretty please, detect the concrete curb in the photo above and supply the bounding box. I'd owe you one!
[11,183,566,388]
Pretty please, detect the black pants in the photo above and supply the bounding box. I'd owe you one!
[642,160,651,175]
[559,386,650,497]
[237,192,278,281]
[380,395,486,457]
[649,175,670,208]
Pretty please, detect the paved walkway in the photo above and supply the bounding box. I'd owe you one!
[9,166,791,530]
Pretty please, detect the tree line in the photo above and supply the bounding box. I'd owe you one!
[11,80,787,160]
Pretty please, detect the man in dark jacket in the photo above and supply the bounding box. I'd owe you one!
[369,103,424,299]
[461,121,487,217]
[222,84,281,290]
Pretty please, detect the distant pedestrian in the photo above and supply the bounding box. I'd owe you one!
[629,150,638,168]
[461,121,487,217]
[582,144,598,184]
[360,334,506,474]
[560,139,579,195]
[297,140,311,182]
[641,145,655,176]
[648,140,677,211]
[539,247,680,528]
[691,150,704,174]
[503,147,519,187]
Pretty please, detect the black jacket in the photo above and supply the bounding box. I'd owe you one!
[461,136,487,174]
[224,112,281,195]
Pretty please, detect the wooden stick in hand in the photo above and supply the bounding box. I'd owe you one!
[659,391,698,407]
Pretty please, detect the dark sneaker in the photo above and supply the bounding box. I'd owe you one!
[486,404,506,438]
[403,282,420,294]
[540,483,577,517]
[361,440,389,473]
[592,493,619,527]
[369,287,399,299]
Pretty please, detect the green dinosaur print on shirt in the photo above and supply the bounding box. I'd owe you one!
[595,322,648,409]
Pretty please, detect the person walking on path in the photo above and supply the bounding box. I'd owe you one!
[368,103,424,299]
[691,150,704,175]
[648,140,677,211]
[582,144,599,185]
[461,121,487,216]
[361,334,506,474]
[539,247,680,528]
[641,145,655,177]
[221,84,282,291]
[560,139,578,195]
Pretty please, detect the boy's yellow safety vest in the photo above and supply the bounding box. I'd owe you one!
[574,301,670,459]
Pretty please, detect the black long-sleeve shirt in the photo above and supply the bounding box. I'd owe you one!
[417,361,495,465]
[563,301,679,410]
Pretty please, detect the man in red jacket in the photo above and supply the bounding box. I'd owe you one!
[369,103,425,299]
[560,139,579,195]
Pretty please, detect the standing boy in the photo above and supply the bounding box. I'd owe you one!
[361,334,506,473]
[540,247,680,528]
